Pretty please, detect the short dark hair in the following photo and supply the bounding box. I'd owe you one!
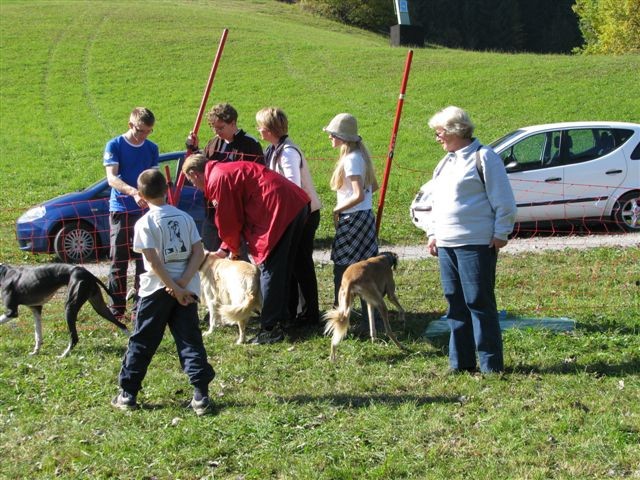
[137,169,167,199]
[207,103,238,125]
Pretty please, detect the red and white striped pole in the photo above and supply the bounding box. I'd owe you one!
[171,28,229,205]
[375,49,413,235]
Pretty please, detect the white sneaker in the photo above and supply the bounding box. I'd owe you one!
[190,396,212,416]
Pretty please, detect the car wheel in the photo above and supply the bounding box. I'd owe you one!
[53,221,98,263]
[613,192,640,232]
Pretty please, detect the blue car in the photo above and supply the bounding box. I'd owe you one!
[16,151,205,263]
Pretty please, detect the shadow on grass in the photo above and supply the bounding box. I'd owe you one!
[507,359,640,377]
[576,321,640,335]
[277,392,460,408]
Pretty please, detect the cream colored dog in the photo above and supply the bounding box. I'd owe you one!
[324,252,405,362]
[199,253,262,344]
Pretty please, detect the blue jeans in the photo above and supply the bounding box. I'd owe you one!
[438,245,503,373]
[118,289,215,395]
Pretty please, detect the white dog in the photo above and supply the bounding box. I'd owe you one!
[199,254,262,344]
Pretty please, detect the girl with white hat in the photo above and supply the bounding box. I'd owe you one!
[324,113,379,309]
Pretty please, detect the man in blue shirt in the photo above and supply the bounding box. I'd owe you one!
[103,107,159,321]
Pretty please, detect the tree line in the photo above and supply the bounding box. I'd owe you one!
[288,0,639,55]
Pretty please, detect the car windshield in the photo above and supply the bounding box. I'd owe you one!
[489,129,525,150]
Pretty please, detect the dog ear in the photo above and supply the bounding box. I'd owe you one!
[391,253,398,270]
[380,251,398,270]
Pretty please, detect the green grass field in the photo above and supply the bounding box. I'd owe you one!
[1,1,639,478]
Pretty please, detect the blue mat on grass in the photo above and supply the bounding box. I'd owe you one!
[424,316,576,338]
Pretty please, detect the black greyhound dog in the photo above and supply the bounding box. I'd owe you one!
[0,263,130,357]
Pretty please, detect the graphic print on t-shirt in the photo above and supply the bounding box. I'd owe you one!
[163,215,190,262]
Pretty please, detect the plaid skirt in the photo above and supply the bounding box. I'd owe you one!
[331,209,378,266]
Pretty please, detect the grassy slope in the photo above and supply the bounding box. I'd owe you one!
[1,0,639,262]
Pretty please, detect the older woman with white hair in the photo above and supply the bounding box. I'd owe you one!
[427,106,517,374]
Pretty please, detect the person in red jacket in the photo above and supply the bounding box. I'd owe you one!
[182,153,310,344]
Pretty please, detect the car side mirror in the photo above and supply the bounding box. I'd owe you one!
[504,155,518,170]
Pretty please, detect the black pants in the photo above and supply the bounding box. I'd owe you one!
[118,289,215,395]
[108,212,143,316]
[288,209,320,324]
[259,205,309,330]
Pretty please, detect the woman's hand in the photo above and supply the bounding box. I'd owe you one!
[489,237,508,252]
[427,237,438,257]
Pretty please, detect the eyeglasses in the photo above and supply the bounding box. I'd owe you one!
[435,130,448,139]
[211,120,231,133]
[133,125,154,135]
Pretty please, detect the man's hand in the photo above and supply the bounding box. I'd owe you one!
[186,131,199,151]
[213,248,228,259]
[133,192,148,209]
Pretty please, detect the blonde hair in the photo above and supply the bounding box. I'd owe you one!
[256,107,288,138]
[330,140,376,191]
[129,107,155,126]
[181,153,208,176]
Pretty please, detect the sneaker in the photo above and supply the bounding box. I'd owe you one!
[190,396,212,416]
[248,327,285,345]
[111,390,138,411]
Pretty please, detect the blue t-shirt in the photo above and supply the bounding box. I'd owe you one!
[103,135,159,212]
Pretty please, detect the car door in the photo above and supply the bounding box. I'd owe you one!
[499,130,565,222]
[561,128,628,221]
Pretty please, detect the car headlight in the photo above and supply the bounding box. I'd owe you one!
[17,206,46,223]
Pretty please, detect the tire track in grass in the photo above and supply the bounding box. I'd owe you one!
[82,13,114,139]
[42,7,106,164]
[41,27,71,159]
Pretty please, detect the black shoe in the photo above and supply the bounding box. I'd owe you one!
[249,327,285,345]
[446,367,478,376]
[111,390,138,411]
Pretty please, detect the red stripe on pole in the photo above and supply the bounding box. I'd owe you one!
[375,50,413,235]
[164,164,174,205]
[171,28,229,205]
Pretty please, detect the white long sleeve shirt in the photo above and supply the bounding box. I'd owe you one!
[428,139,517,246]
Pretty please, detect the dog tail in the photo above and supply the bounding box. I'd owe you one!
[219,292,258,319]
[84,268,116,302]
[323,308,350,345]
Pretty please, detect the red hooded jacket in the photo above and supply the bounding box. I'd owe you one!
[204,160,310,264]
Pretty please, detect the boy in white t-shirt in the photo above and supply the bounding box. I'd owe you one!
[111,169,215,416]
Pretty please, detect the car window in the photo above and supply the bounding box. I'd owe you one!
[612,128,635,151]
[503,131,559,172]
[564,128,625,165]
[489,129,524,150]
[631,141,640,160]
